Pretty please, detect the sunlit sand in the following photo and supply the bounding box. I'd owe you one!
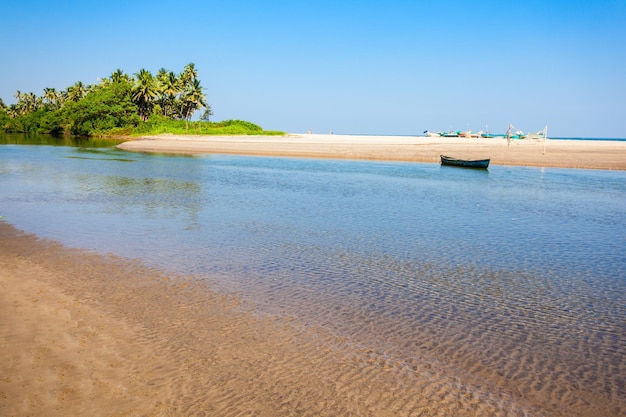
[117,133,626,170]
[1,223,543,416]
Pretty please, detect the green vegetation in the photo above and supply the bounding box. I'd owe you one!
[0,63,283,137]
[128,116,284,136]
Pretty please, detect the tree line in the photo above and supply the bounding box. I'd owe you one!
[0,63,212,136]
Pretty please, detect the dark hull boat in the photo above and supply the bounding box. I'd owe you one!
[440,154,490,169]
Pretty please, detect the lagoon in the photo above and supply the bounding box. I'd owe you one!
[1,134,625,416]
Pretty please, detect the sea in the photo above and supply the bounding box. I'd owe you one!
[1,133,625,416]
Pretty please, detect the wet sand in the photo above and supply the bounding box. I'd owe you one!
[117,134,626,170]
[1,222,573,417]
[3,224,624,417]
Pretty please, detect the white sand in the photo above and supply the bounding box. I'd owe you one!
[117,134,626,170]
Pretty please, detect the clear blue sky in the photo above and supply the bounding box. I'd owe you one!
[2,0,625,137]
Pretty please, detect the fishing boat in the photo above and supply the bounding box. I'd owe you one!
[505,125,548,140]
[423,130,441,137]
[440,154,490,169]
[525,126,549,140]
[458,130,482,138]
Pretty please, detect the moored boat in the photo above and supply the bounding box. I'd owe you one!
[458,130,482,138]
[423,130,441,137]
[525,126,549,140]
[440,154,490,169]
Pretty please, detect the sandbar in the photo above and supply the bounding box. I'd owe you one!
[117,133,626,170]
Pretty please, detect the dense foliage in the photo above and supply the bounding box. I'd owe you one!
[0,64,282,137]
[128,116,283,136]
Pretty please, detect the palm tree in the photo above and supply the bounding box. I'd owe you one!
[27,92,42,113]
[180,63,198,88]
[110,68,130,84]
[57,90,68,108]
[180,78,207,124]
[67,81,86,102]
[13,90,23,112]
[132,69,158,121]
[156,68,180,118]
[156,67,169,83]
[13,91,41,115]
[14,91,28,115]
[43,87,59,109]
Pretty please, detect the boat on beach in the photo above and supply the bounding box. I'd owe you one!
[458,130,483,138]
[524,126,549,140]
[506,125,549,140]
[440,154,490,169]
[422,130,461,137]
[424,125,548,141]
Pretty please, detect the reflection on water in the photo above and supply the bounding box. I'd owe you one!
[0,132,127,147]
[1,136,625,416]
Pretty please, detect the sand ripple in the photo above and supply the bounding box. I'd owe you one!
[1,223,623,416]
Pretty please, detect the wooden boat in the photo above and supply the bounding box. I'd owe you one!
[423,130,441,137]
[440,154,490,169]
[458,130,482,138]
[525,126,549,140]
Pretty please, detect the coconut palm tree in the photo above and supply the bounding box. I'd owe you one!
[57,90,68,108]
[13,91,27,115]
[180,78,207,123]
[110,68,131,84]
[180,63,198,88]
[43,87,56,103]
[156,68,180,118]
[13,91,40,115]
[132,69,158,121]
[28,92,42,113]
[43,87,60,109]
[13,90,23,112]
[67,81,86,102]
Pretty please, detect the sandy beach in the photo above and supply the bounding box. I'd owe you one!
[117,134,626,170]
[6,221,603,417]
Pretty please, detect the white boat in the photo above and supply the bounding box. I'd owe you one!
[423,130,441,137]
[525,126,549,140]
[507,124,548,140]
[459,130,482,138]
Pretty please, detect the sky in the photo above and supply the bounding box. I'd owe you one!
[1,0,625,137]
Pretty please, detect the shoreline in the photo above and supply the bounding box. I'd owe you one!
[0,222,543,416]
[116,133,626,170]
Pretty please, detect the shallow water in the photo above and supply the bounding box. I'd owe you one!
[1,135,625,416]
